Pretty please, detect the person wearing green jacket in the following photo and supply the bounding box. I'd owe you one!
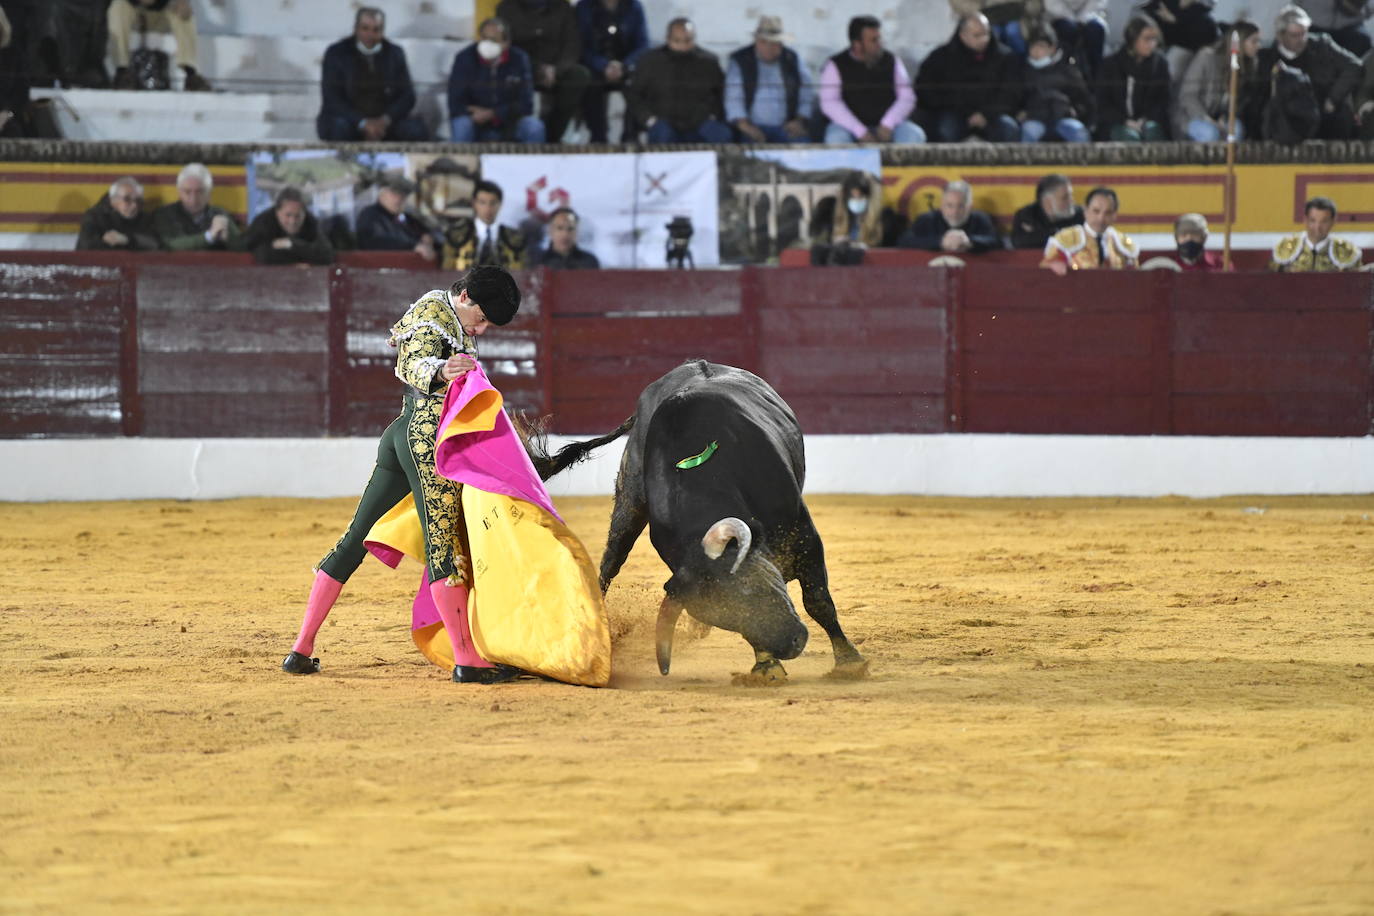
[151,162,244,252]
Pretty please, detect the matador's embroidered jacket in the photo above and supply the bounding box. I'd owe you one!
[1041,224,1139,270]
[1269,233,1363,272]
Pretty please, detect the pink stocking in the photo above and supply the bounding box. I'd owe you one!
[291,570,344,656]
[429,579,491,668]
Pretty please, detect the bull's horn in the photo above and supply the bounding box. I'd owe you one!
[702,517,752,574]
[656,595,684,676]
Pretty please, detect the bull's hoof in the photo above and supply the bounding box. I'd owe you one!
[281,651,320,675]
[825,658,872,680]
[731,659,788,687]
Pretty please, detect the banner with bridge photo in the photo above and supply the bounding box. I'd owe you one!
[480,152,719,269]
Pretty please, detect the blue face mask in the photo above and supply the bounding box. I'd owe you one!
[1028,53,1054,69]
[847,197,868,215]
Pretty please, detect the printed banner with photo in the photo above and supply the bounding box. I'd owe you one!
[717,148,883,264]
[480,152,719,269]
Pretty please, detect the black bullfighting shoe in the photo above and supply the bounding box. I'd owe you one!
[281,651,321,674]
[452,663,523,684]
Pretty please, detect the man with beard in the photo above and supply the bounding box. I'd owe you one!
[896,180,1002,253]
[818,15,925,142]
[1011,173,1084,249]
[1040,186,1138,272]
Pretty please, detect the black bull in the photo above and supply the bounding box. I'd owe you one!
[543,360,869,684]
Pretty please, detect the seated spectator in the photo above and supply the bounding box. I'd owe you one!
[357,176,438,260]
[1011,172,1083,249]
[448,17,546,143]
[0,4,30,137]
[1357,46,1374,138]
[575,0,649,143]
[498,0,589,143]
[897,180,1002,252]
[76,177,159,251]
[1139,0,1220,81]
[153,163,243,251]
[27,0,108,89]
[443,179,526,270]
[1041,186,1138,272]
[629,18,731,143]
[725,16,816,143]
[1175,20,1261,140]
[1270,196,1363,271]
[1017,29,1095,141]
[242,188,335,267]
[807,170,906,265]
[533,207,601,269]
[819,15,925,143]
[1096,15,1171,140]
[108,0,210,91]
[1169,212,1223,269]
[1253,5,1362,140]
[947,0,1053,60]
[317,7,429,143]
[1304,0,1372,58]
[916,14,1021,142]
[1044,0,1108,79]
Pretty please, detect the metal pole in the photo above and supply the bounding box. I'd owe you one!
[1223,28,1240,271]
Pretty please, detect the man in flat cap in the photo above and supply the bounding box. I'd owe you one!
[357,175,439,262]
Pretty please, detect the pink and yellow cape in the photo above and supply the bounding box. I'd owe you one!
[361,364,611,687]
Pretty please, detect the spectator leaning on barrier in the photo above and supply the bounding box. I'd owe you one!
[725,16,816,143]
[317,7,429,143]
[915,14,1022,142]
[448,17,546,143]
[108,0,210,91]
[443,179,526,270]
[242,187,335,267]
[1044,0,1108,78]
[575,0,649,143]
[629,18,731,143]
[1175,20,1261,141]
[1169,212,1223,270]
[1041,186,1138,273]
[357,176,438,261]
[76,176,159,251]
[819,15,925,143]
[1270,196,1363,271]
[1011,173,1084,250]
[1095,14,1171,140]
[1302,0,1372,58]
[1254,5,1362,140]
[497,0,590,144]
[807,169,906,265]
[1017,29,1095,142]
[153,163,243,251]
[897,180,1002,253]
[533,207,600,269]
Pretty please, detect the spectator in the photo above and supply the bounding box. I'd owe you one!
[1041,186,1138,272]
[357,176,438,261]
[0,2,29,137]
[807,170,906,265]
[897,180,1002,252]
[153,163,243,251]
[1139,0,1220,80]
[575,0,649,143]
[317,8,428,142]
[497,0,589,143]
[1254,5,1362,139]
[448,17,546,143]
[915,14,1022,141]
[1017,29,1095,141]
[725,16,816,143]
[1270,196,1363,271]
[1168,212,1223,270]
[1174,20,1261,140]
[819,15,925,143]
[1356,47,1374,138]
[27,0,108,88]
[76,176,159,251]
[1303,0,1372,58]
[1096,15,1171,140]
[948,0,1053,59]
[242,188,335,267]
[108,0,210,91]
[1011,173,1083,249]
[1044,0,1108,78]
[442,179,526,270]
[629,18,731,143]
[533,207,601,268]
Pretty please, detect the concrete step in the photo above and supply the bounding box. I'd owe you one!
[31,87,322,143]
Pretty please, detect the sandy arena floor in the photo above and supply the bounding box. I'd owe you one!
[1,494,1372,914]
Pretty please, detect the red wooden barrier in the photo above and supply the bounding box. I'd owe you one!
[777,247,1277,271]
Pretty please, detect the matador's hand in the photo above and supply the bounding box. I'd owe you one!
[441,354,476,381]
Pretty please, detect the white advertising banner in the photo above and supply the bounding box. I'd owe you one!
[481,152,719,269]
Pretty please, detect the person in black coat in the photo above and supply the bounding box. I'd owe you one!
[531,207,601,269]
[1095,15,1171,139]
[496,0,590,143]
[1010,172,1084,249]
[896,180,1002,253]
[1017,30,1096,141]
[242,188,335,266]
[76,177,160,251]
[1251,4,1362,139]
[317,8,428,142]
[915,14,1022,141]
[356,176,438,260]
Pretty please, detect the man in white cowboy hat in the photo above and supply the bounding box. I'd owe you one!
[724,15,817,142]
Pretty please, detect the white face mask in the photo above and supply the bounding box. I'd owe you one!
[1028,54,1054,69]
[356,40,383,56]
[478,40,503,61]
[846,197,868,215]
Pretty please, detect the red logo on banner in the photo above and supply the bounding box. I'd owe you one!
[525,175,570,221]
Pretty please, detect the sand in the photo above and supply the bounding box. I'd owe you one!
[2,493,1372,915]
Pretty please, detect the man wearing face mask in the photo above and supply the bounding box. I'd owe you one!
[628,18,732,143]
[318,7,430,142]
[896,180,1002,253]
[1253,5,1362,139]
[1270,196,1363,271]
[448,17,547,142]
[1168,212,1223,270]
[1011,173,1084,249]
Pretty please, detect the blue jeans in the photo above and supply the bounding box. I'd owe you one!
[317,113,431,142]
[823,121,927,143]
[995,21,1028,57]
[1021,117,1091,143]
[1186,118,1245,142]
[736,122,811,143]
[450,115,546,143]
[645,118,733,143]
[1051,16,1106,78]
[929,110,1020,143]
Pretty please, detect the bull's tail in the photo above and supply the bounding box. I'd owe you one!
[515,413,636,481]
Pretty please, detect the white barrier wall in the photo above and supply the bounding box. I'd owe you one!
[6,435,1373,502]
